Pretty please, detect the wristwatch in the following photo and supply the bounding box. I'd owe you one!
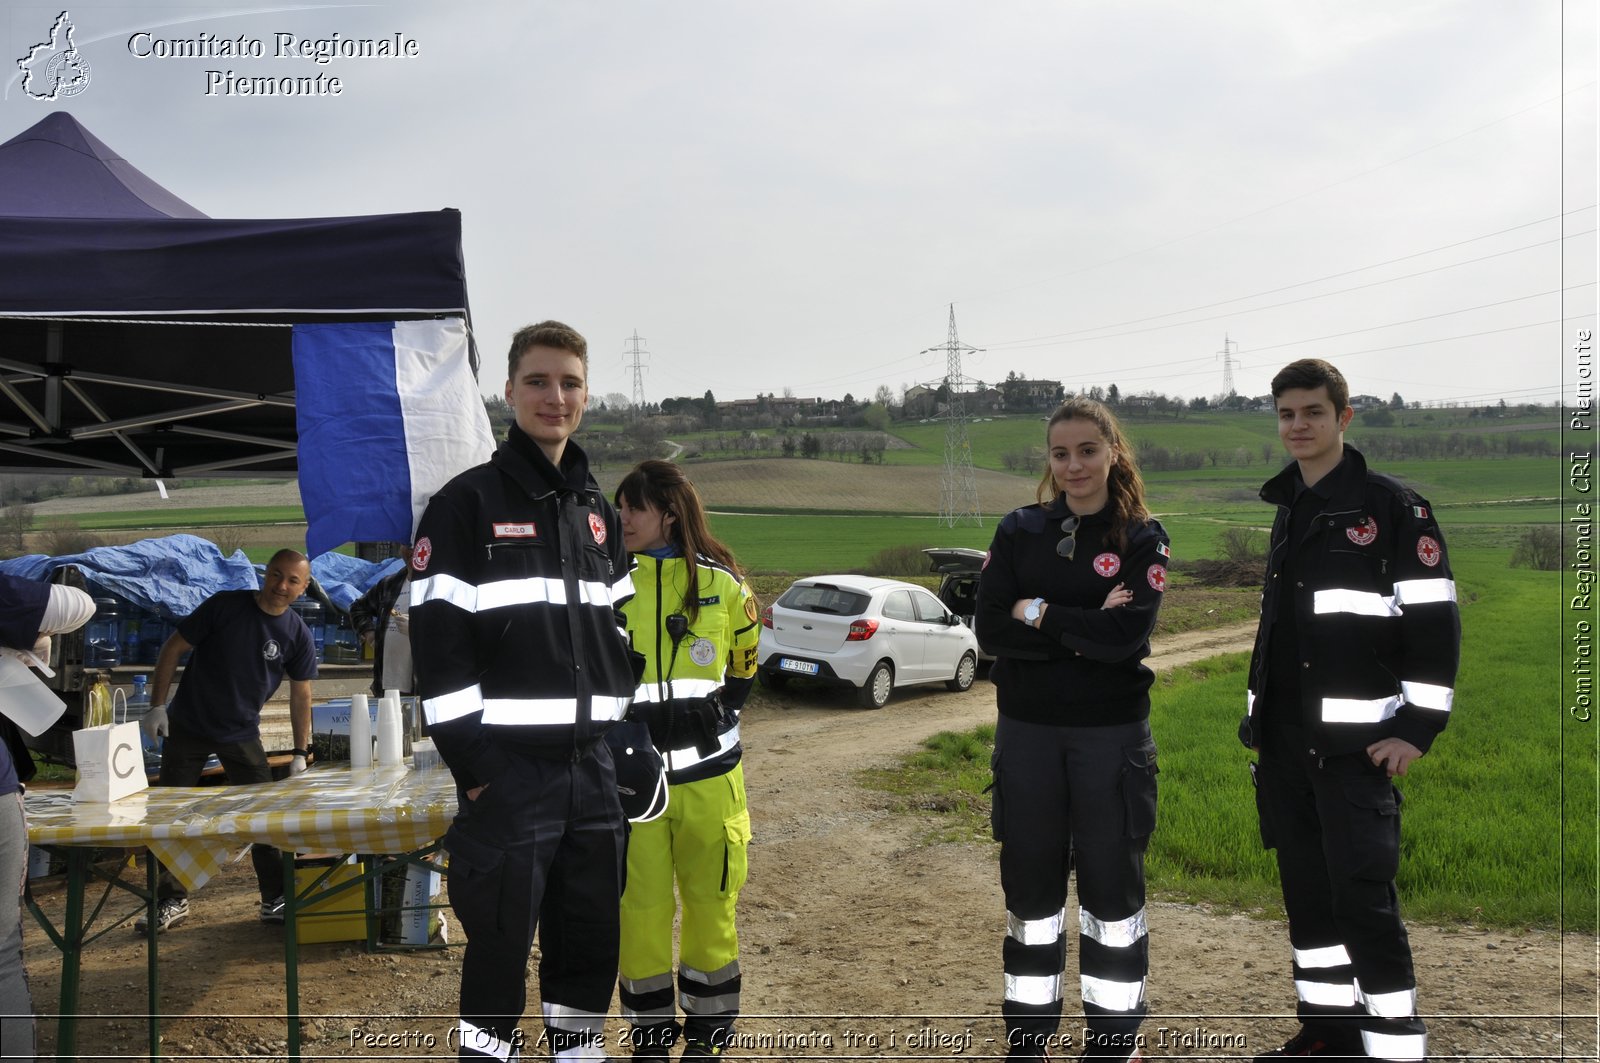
[1023,597,1045,626]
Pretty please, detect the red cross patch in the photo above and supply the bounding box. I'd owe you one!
[1093,552,1121,578]
[411,537,432,572]
[588,512,607,545]
[1417,535,1441,567]
[1147,564,1166,592]
[1346,516,1378,546]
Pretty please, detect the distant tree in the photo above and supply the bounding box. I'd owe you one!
[1,504,32,554]
[873,384,894,408]
[1189,396,1209,410]
[862,403,891,432]
[1510,526,1560,570]
[1360,408,1396,428]
[800,433,822,459]
[1389,392,1405,409]
[1106,384,1121,405]
[780,434,797,458]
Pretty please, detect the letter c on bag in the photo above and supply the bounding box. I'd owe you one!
[112,740,139,779]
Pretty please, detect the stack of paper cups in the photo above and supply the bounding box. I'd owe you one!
[348,693,373,769]
[376,694,404,766]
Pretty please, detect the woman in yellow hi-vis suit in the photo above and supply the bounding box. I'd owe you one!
[614,460,760,1062]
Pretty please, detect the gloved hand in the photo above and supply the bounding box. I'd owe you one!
[140,702,169,743]
[289,754,308,776]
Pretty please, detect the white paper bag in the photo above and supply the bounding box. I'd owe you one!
[72,721,149,803]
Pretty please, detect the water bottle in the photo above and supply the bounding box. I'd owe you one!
[127,675,156,751]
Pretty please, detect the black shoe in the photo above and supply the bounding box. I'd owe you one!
[681,1038,727,1060]
[134,897,189,933]
[258,895,286,924]
[1255,1027,1363,1060]
[1008,1037,1052,1061]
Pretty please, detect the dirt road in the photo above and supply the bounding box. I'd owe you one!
[24,623,1595,1060]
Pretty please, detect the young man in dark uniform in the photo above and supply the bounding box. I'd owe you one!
[140,548,319,930]
[410,321,639,1063]
[1243,360,1460,1062]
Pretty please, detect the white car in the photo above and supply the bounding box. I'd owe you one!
[757,574,981,709]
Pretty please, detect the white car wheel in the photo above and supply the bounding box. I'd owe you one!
[857,660,893,709]
[946,652,977,692]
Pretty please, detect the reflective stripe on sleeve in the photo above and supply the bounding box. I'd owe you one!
[1079,906,1147,949]
[1295,978,1357,1007]
[1247,688,1256,717]
[411,572,477,611]
[1357,982,1418,1018]
[1004,972,1063,1007]
[1007,908,1066,946]
[1313,589,1398,617]
[1080,974,1146,1012]
[1400,680,1453,712]
[423,684,484,725]
[1293,944,1352,969]
[1361,1030,1427,1062]
[1321,695,1403,725]
[1393,578,1456,607]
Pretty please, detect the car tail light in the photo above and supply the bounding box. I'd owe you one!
[846,618,879,641]
[760,605,773,629]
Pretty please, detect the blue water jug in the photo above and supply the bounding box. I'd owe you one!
[291,599,324,663]
[85,598,120,667]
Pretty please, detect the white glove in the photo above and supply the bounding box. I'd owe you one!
[140,703,169,742]
[289,754,308,776]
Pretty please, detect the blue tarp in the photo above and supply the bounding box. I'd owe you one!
[0,535,401,620]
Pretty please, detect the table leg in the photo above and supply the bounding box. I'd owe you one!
[283,850,300,1061]
[146,854,161,1060]
[54,848,85,1060]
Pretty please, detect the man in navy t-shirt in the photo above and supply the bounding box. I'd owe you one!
[140,549,318,931]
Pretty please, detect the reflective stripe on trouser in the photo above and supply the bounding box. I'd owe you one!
[1255,725,1426,1061]
[992,715,1154,1047]
[446,745,626,1062]
[619,763,751,1043]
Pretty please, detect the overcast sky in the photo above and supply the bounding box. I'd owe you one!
[3,1,1595,408]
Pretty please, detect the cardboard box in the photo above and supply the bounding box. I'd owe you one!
[309,698,379,762]
[293,857,369,945]
[380,860,443,945]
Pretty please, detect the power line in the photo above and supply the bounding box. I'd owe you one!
[984,207,1595,348]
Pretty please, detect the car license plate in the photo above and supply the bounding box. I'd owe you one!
[779,658,819,676]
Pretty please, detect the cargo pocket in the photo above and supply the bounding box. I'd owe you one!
[1119,739,1159,840]
[444,826,507,933]
[986,749,1004,842]
[719,809,752,896]
[1340,775,1401,881]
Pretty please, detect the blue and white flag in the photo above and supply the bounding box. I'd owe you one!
[293,319,495,559]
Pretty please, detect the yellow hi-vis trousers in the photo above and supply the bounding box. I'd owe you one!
[618,762,751,1042]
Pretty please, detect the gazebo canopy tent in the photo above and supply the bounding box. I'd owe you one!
[0,111,471,479]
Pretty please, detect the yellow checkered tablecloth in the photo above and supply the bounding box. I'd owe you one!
[24,765,459,891]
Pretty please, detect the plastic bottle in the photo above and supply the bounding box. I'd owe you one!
[127,675,154,749]
[349,693,373,769]
[84,675,112,729]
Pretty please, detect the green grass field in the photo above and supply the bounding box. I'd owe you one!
[861,557,1590,930]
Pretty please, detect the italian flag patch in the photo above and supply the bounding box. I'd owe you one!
[1413,505,1429,519]
[1157,542,1171,559]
